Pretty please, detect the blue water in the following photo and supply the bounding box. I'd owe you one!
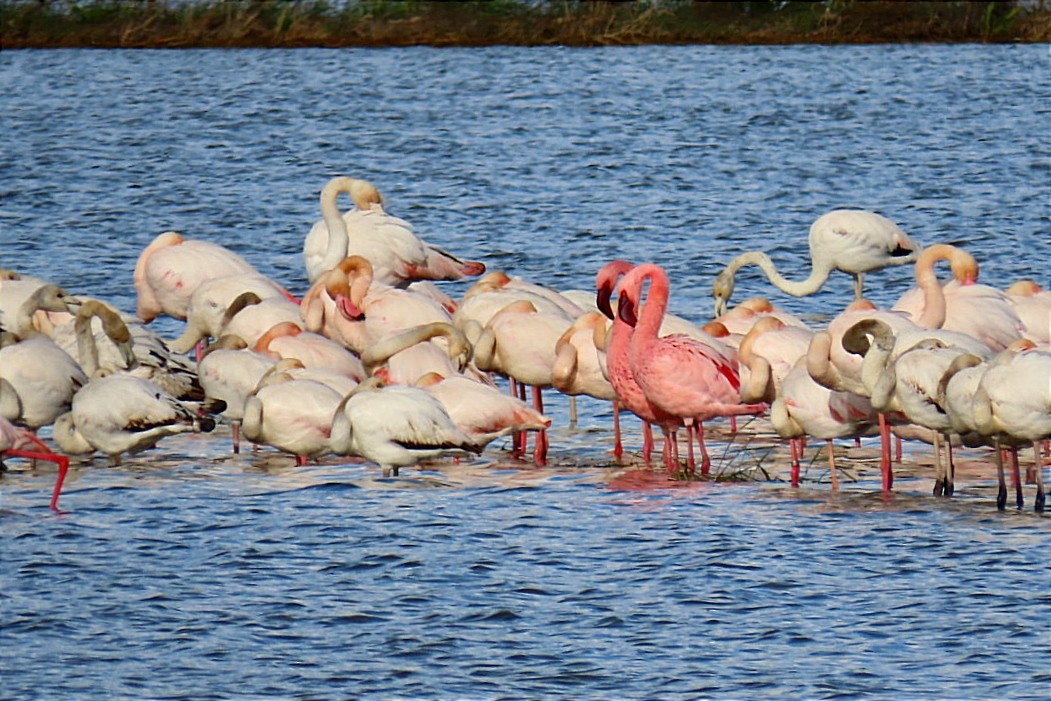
[2,45,1050,700]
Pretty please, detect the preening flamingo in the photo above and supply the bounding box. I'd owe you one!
[302,176,484,287]
[253,321,366,382]
[770,358,877,489]
[197,335,278,453]
[216,293,303,348]
[620,263,767,476]
[1,336,87,430]
[330,378,484,477]
[972,347,1050,512]
[168,273,291,354]
[713,209,919,316]
[241,365,345,465]
[359,322,472,386]
[301,255,453,354]
[416,372,551,445]
[133,231,275,322]
[1004,279,1051,346]
[736,316,814,404]
[891,244,1024,352]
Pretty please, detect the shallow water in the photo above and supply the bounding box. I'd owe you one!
[2,45,1050,699]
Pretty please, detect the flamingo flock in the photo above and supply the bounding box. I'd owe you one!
[2,180,1048,514]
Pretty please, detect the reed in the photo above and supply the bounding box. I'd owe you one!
[2,1,1048,49]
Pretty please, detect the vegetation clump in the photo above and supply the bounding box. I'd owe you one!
[2,0,1048,48]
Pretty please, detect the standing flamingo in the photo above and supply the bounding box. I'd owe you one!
[302,176,484,287]
[134,231,295,323]
[620,263,767,476]
[712,209,919,316]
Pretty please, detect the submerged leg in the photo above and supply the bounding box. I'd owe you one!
[827,439,840,491]
[1034,442,1046,513]
[995,440,1007,511]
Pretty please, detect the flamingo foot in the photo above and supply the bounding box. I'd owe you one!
[933,479,944,497]
[1036,488,1045,513]
[997,482,1007,511]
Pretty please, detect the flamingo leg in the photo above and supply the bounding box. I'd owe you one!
[995,440,1007,511]
[4,449,70,512]
[641,421,654,464]
[789,437,800,488]
[853,272,865,300]
[827,439,840,491]
[684,422,696,476]
[932,433,945,497]
[295,454,308,467]
[729,416,737,435]
[611,401,624,460]
[232,421,241,454]
[878,413,894,493]
[694,420,710,477]
[945,438,955,497]
[568,396,578,427]
[1033,442,1046,513]
[895,434,903,464]
[532,386,547,466]
[1010,446,1023,510]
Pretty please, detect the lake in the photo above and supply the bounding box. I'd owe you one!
[1,45,1049,700]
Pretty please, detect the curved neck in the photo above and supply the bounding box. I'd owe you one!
[631,264,669,343]
[317,178,354,275]
[726,251,833,298]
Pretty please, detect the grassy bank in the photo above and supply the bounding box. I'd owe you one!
[2,0,1049,49]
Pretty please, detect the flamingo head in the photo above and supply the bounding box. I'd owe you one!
[595,260,633,320]
[951,253,979,286]
[1005,279,1042,296]
[841,319,894,357]
[617,290,638,328]
[712,269,736,318]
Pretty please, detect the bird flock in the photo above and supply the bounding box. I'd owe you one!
[2,177,1049,514]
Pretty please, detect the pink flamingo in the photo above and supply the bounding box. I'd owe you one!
[596,260,680,467]
[1005,280,1051,346]
[253,322,366,382]
[134,231,297,323]
[619,263,767,476]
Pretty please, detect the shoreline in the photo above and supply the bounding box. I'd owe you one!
[3,1,1050,49]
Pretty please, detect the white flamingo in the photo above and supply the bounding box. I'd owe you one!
[713,209,919,316]
[330,378,483,476]
[303,176,484,287]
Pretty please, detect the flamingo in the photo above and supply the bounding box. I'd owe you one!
[302,176,484,287]
[454,270,585,334]
[551,311,617,409]
[596,260,682,467]
[197,335,278,453]
[168,273,291,354]
[360,322,473,386]
[416,372,551,445]
[0,283,81,338]
[1,336,87,430]
[253,321,366,382]
[711,297,811,339]
[620,263,767,476]
[1,414,70,512]
[1005,280,1051,346]
[330,377,484,477]
[301,255,453,354]
[470,299,575,465]
[891,244,1024,352]
[736,316,814,404]
[972,347,1051,512]
[52,373,217,465]
[134,231,284,323]
[216,293,303,348]
[712,209,919,316]
[770,359,877,489]
[241,365,345,465]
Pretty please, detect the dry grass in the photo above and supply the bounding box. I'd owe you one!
[2,1,1049,49]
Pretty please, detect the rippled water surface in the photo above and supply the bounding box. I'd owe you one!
[2,45,1050,699]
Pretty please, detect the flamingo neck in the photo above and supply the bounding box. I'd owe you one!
[631,265,668,344]
[318,178,353,276]
[726,251,833,298]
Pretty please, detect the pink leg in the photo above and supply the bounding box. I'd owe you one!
[195,340,206,364]
[827,439,840,491]
[296,454,308,467]
[611,401,623,460]
[5,449,70,512]
[642,421,654,464]
[729,416,738,434]
[532,386,547,466]
[694,420,710,477]
[878,414,893,492]
[789,437,800,488]
[684,423,696,475]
